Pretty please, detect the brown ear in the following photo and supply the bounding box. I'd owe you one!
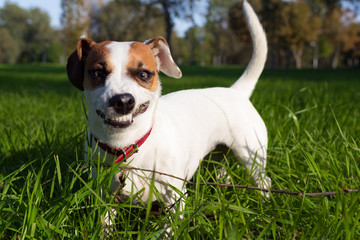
[66,38,96,90]
[145,37,182,79]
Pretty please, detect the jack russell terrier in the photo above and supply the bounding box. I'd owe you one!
[66,0,270,224]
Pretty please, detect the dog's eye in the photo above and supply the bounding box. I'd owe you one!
[90,69,106,80]
[138,70,152,82]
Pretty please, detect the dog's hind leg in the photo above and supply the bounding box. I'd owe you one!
[230,136,271,198]
[232,144,271,197]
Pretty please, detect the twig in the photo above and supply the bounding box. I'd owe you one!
[123,166,359,197]
[39,165,359,198]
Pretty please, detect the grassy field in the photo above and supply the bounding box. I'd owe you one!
[0,64,359,239]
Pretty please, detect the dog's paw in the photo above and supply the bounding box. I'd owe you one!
[259,176,271,199]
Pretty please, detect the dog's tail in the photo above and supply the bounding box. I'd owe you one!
[230,0,267,98]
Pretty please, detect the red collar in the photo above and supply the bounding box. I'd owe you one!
[94,128,152,164]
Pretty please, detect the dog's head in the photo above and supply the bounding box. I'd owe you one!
[66,37,182,145]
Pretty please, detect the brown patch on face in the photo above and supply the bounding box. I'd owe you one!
[127,42,159,91]
[83,41,114,90]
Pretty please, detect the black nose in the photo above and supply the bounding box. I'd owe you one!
[108,93,135,115]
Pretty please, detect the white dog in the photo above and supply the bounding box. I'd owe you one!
[67,0,270,223]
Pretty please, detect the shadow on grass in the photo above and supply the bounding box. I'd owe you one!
[1,127,86,176]
[0,64,76,97]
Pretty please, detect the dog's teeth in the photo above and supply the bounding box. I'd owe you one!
[118,114,131,122]
[106,113,133,123]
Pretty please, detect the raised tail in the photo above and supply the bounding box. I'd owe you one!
[231,0,267,98]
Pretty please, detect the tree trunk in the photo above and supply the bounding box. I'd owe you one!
[312,42,318,69]
[293,49,303,69]
[331,46,340,69]
[285,48,291,71]
[160,0,173,50]
[270,49,276,69]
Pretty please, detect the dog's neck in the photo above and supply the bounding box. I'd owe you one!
[92,127,152,164]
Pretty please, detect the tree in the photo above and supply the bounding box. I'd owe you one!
[89,0,165,42]
[47,31,65,63]
[342,10,360,66]
[204,0,245,65]
[231,0,266,64]
[61,0,92,56]
[0,3,28,53]
[0,27,19,64]
[21,8,54,62]
[229,0,262,42]
[130,0,199,50]
[0,3,56,63]
[182,27,203,65]
[258,0,287,68]
[170,32,190,65]
[321,7,344,68]
[279,0,321,68]
[306,0,343,68]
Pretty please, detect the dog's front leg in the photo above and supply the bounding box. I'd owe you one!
[158,189,186,237]
[85,140,121,231]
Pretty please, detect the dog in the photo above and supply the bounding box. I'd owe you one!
[66,0,270,226]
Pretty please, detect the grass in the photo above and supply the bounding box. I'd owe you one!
[0,64,359,239]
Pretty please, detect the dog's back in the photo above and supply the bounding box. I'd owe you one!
[155,0,270,187]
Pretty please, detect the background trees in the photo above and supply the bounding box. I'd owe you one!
[140,0,200,50]
[0,27,19,64]
[228,0,359,69]
[89,0,166,42]
[61,0,92,56]
[0,3,63,64]
[0,0,359,68]
[279,0,321,69]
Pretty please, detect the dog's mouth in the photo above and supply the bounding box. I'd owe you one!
[96,101,150,128]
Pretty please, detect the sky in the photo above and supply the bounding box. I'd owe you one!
[0,0,206,36]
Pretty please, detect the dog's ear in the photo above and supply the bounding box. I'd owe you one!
[66,38,96,90]
[145,37,182,79]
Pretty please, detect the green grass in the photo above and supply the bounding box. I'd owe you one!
[1,64,359,239]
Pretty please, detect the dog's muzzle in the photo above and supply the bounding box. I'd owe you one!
[96,93,150,128]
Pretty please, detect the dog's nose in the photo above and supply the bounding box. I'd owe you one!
[109,93,135,115]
